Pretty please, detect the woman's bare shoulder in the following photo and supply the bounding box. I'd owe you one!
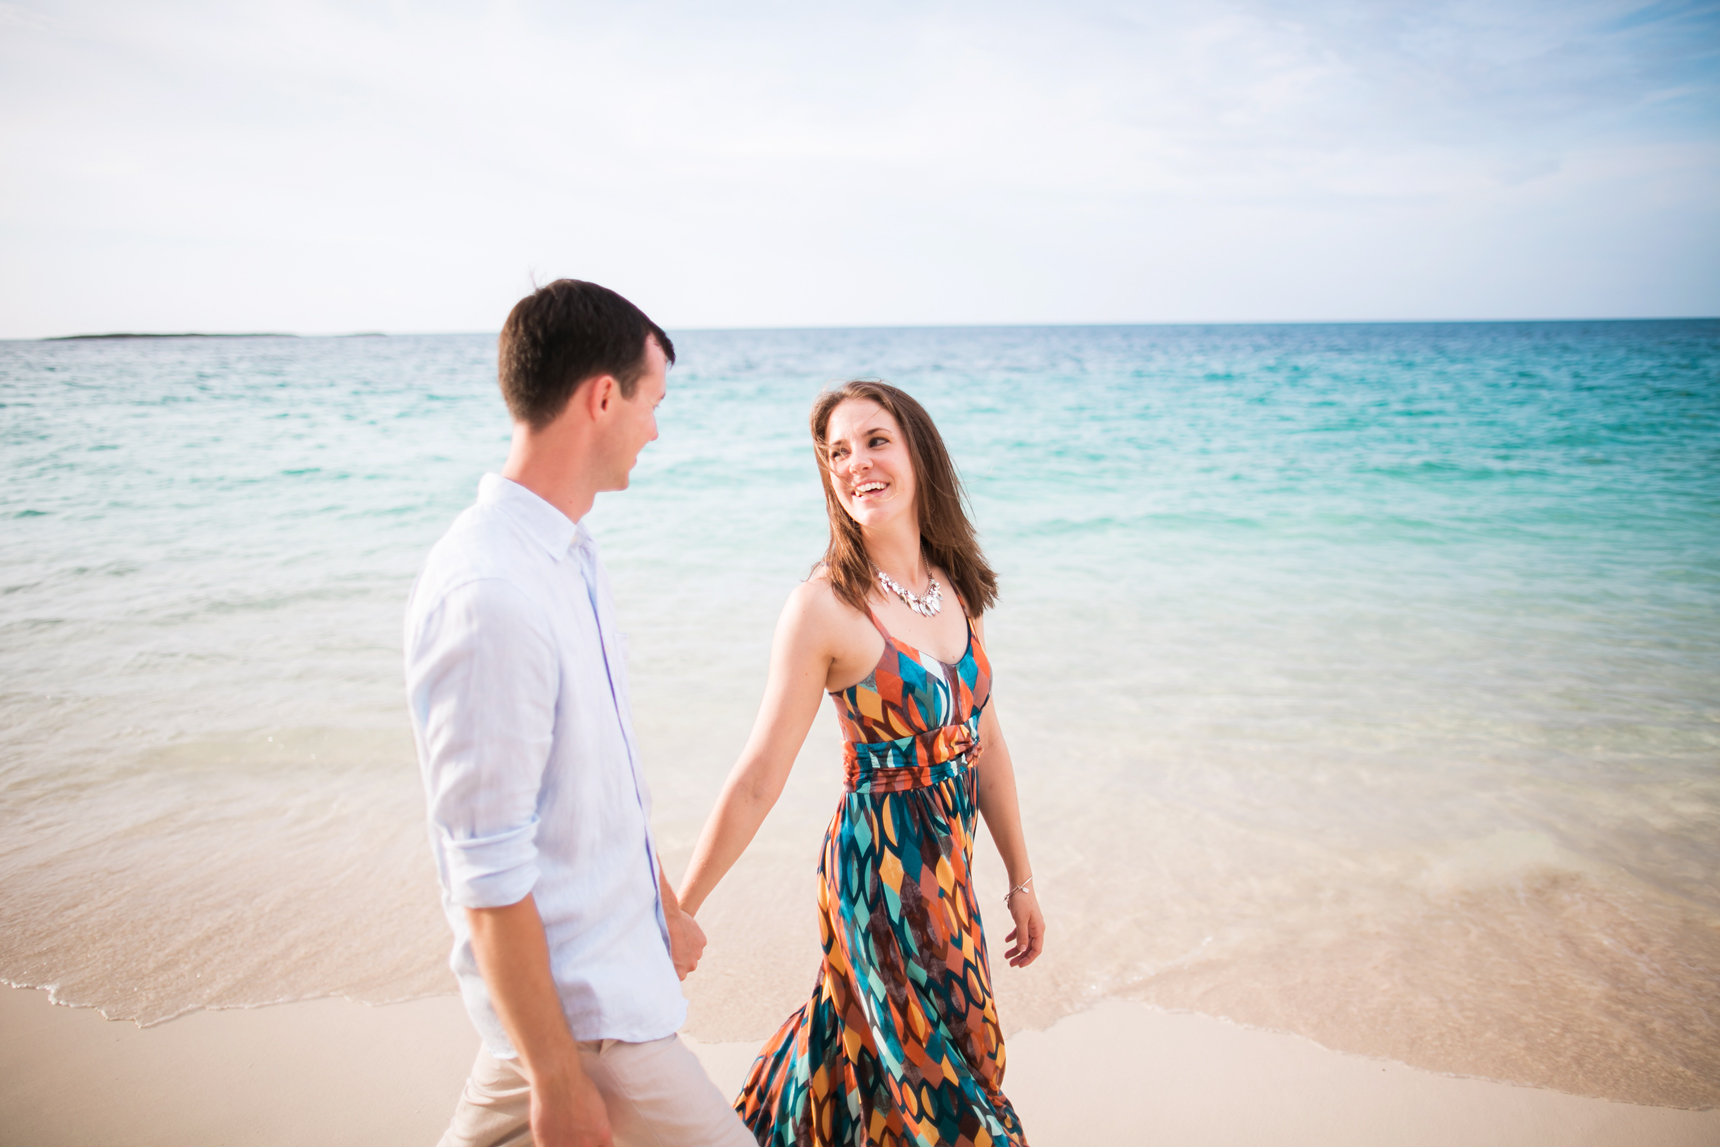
[786,569,886,689]
[781,569,877,642]
[785,568,853,622]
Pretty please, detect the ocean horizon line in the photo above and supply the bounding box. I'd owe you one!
[18,314,1720,343]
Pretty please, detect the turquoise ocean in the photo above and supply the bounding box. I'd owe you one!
[2,322,1716,1107]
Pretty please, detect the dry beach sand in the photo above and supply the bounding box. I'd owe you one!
[3,985,1714,1147]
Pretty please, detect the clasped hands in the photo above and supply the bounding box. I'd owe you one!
[665,905,706,980]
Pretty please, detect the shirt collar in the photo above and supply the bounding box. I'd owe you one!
[477,473,586,560]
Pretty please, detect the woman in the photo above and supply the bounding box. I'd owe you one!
[677,380,1045,1147]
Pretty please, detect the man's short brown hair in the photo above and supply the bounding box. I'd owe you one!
[497,280,676,429]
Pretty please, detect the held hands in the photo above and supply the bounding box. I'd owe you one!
[1004,885,1046,968]
[665,906,707,980]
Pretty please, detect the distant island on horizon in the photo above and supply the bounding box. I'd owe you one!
[41,332,390,341]
[44,332,299,341]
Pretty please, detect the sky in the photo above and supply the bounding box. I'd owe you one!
[1,0,1716,336]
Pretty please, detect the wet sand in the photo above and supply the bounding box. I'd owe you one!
[3,986,1712,1146]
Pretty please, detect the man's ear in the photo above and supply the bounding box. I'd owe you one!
[587,374,618,416]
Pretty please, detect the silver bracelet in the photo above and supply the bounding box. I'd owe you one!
[1004,876,1034,906]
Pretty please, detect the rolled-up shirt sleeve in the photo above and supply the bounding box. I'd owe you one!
[407,577,558,909]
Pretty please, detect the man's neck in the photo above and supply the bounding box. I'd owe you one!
[500,423,599,524]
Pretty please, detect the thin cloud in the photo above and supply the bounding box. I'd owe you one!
[0,0,1714,335]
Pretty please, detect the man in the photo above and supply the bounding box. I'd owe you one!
[405,280,754,1147]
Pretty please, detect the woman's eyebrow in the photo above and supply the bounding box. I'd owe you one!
[828,422,892,446]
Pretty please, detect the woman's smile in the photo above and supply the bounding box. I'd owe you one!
[825,398,917,524]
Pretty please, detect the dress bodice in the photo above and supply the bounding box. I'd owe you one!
[828,610,992,793]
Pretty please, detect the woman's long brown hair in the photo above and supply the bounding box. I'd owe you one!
[810,380,999,618]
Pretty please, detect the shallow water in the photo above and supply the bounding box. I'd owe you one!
[2,322,1716,1106]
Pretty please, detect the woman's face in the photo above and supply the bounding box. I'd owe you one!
[824,398,917,532]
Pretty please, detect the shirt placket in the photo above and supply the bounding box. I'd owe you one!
[574,538,666,924]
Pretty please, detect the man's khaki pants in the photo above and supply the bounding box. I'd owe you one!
[437,1036,757,1147]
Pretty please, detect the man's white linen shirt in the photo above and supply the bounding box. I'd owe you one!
[405,474,684,1057]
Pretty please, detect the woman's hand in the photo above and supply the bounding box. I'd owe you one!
[657,858,706,980]
[1003,886,1046,968]
[971,667,1044,971]
[665,906,707,980]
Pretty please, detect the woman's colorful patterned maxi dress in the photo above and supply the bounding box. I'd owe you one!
[737,608,1028,1147]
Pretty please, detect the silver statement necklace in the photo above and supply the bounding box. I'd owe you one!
[876,567,943,618]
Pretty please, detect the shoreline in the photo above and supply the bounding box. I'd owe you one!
[3,986,1712,1146]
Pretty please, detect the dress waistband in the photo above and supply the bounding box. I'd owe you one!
[842,715,982,794]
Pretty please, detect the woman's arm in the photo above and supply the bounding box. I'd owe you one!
[677,582,836,916]
[973,617,1047,968]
